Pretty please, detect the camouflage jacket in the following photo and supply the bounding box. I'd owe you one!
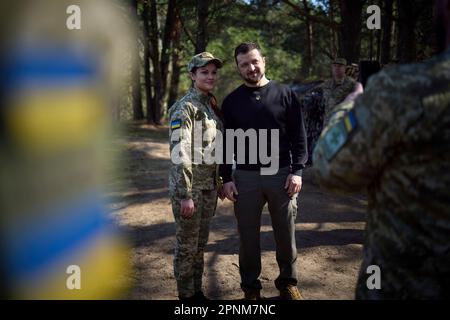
[321,76,356,124]
[313,48,450,298]
[299,85,324,166]
[168,87,223,199]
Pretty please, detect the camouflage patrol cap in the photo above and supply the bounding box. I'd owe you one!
[188,52,223,72]
[332,58,347,65]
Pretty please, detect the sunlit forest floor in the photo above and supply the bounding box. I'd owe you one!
[108,122,367,300]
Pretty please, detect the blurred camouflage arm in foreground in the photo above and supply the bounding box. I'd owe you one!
[312,71,407,193]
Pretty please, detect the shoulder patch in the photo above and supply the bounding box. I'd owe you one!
[170,119,181,129]
[323,111,358,160]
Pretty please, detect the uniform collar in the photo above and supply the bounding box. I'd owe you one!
[333,76,346,86]
[189,87,211,105]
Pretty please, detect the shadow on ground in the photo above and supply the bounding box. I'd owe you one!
[112,122,367,300]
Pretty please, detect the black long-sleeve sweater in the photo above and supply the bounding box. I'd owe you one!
[219,80,308,183]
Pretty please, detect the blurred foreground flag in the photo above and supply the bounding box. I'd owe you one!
[0,0,135,299]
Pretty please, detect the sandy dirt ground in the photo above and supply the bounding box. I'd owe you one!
[107,123,367,300]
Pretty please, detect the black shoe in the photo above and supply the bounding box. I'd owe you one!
[193,291,210,301]
[179,291,210,301]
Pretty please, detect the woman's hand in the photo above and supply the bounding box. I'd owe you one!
[181,198,195,218]
[223,182,238,202]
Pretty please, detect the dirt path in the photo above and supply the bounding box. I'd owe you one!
[108,123,367,300]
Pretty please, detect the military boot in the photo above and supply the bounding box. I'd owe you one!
[279,285,303,300]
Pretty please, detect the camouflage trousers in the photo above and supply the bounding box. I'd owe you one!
[171,189,218,298]
[355,244,450,299]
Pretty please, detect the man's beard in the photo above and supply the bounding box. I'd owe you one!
[242,71,263,84]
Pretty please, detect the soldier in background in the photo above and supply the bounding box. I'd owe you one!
[320,58,359,124]
[168,52,223,300]
[298,82,325,166]
[313,0,450,299]
[300,59,361,166]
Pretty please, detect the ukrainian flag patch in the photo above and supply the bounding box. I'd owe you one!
[344,111,357,132]
[170,119,181,129]
[323,110,358,161]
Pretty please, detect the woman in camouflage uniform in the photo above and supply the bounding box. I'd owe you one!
[168,52,223,300]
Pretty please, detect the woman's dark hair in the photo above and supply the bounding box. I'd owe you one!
[190,66,198,74]
[209,93,223,121]
[189,67,223,120]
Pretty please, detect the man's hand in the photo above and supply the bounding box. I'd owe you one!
[223,181,238,202]
[284,174,302,197]
[180,198,195,218]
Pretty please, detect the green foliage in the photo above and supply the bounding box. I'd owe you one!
[123,0,437,121]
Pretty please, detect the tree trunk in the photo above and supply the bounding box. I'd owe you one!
[131,0,144,120]
[131,60,144,120]
[149,0,163,125]
[301,0,313,78]
[338,0,363,64]
[168,10,182,108]
[396,0,416,63]
[195,0,210,53]
[142,1,154,124]
[161,0,176,95]
[376,29,382,62]
[330,0,338,58]
[376,0,382,63]
[381,0,394,64]
[111,94,121,121]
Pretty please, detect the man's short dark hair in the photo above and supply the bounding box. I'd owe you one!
[234,42,262,63]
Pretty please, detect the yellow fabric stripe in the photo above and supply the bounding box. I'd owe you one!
[6,89,106,154]
[344,116,352,132]
[12,232,131,299]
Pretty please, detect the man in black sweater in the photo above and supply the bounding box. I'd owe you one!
[220,42,307,300]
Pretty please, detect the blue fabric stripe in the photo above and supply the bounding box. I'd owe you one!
[347,111,357,129]
[0,46,98,91]
[3,195,108,278]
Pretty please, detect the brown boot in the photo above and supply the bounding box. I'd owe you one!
[279,285,303,300]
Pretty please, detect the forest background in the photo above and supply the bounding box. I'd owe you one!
[117,0,436,123]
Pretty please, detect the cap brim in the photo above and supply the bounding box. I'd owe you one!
[199,58,223,69]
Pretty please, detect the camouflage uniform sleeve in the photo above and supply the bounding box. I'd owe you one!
[312,70,407,193]
[169,103,195,199]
